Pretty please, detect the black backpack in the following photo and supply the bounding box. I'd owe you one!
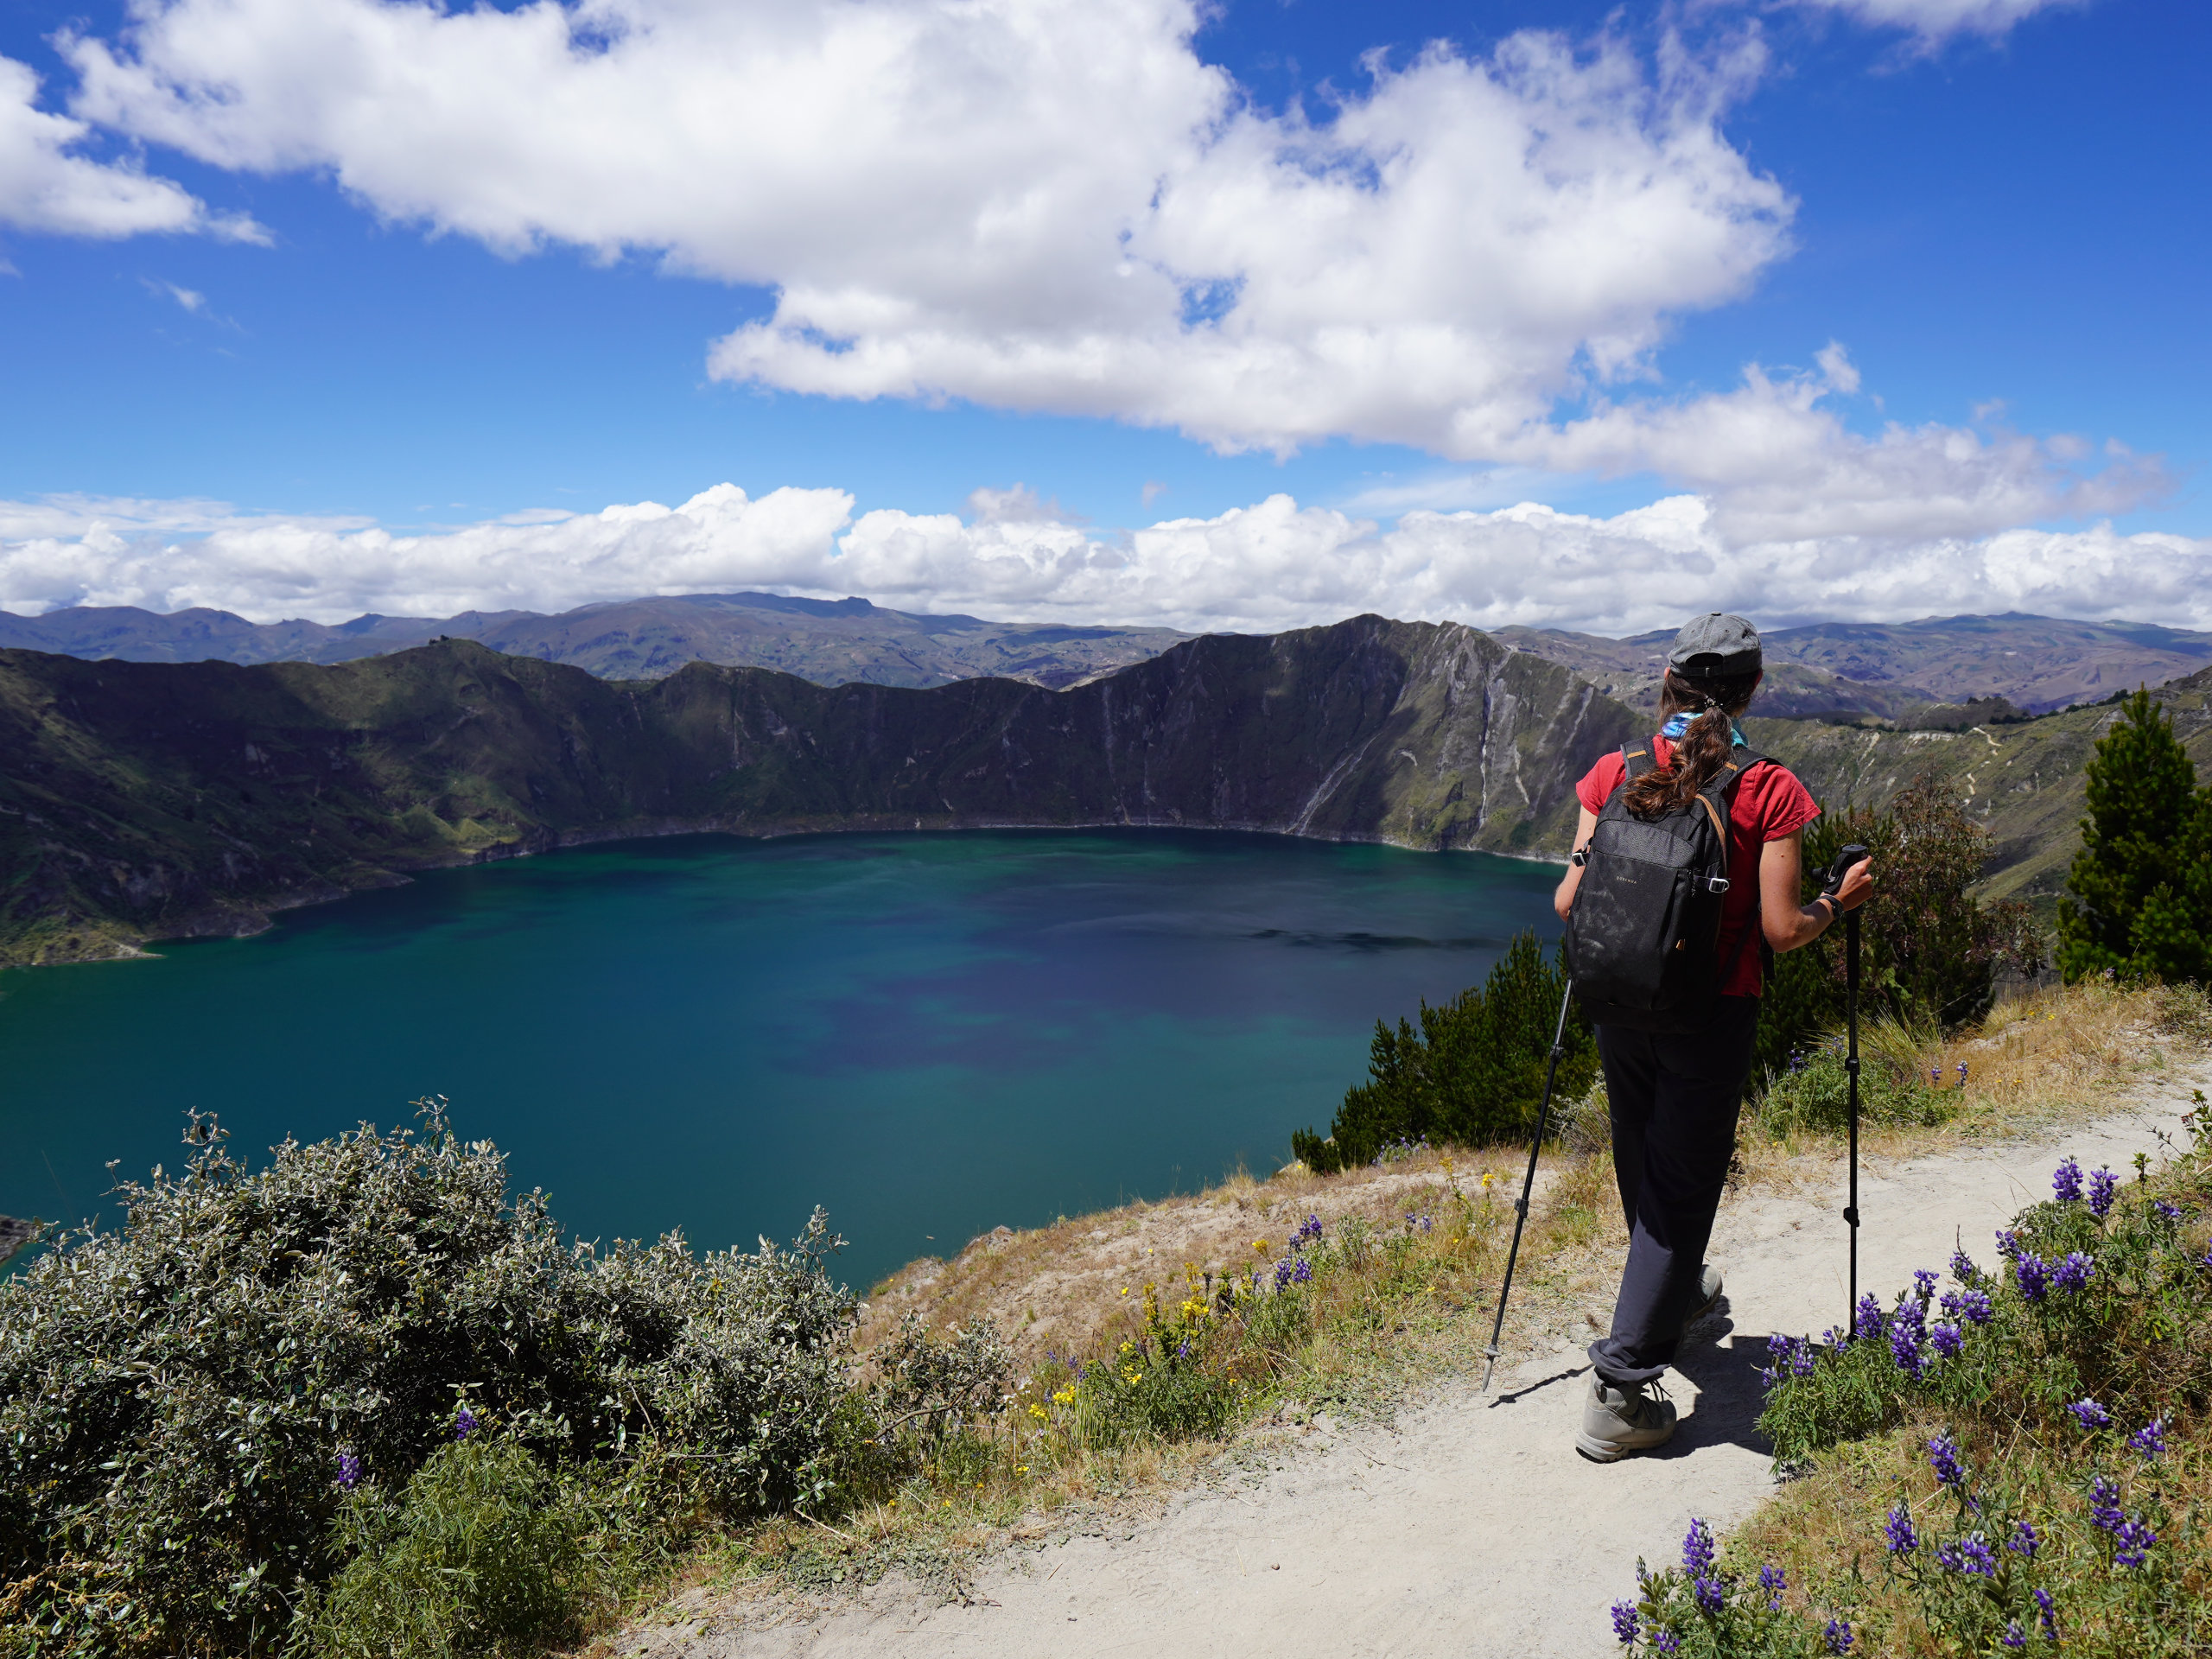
[1564,737,1768,1033]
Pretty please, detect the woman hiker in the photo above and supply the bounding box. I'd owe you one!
[1552,613,1875,1462]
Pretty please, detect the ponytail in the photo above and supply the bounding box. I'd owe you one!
[1622,667,1763,818]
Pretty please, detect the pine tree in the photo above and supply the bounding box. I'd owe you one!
[2058,687,2211,983]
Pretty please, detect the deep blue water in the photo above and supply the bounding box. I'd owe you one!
[0,830,1561,1287]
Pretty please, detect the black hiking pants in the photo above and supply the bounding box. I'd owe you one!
[1586,995,1761,1389]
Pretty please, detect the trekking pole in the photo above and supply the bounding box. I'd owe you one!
[1481,978,1577,1395]
[1828,845,1870,1342]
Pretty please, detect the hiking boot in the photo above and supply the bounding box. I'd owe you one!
[1684,1263,1725,1331]
[1577,1375,1678,1462]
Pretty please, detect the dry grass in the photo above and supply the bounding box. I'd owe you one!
[1736,981,2209,1195]
[860,1147,1551,1372]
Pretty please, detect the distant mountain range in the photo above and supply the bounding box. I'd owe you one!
[6,613,2209,967]
[6,599,2206,722]
[0,592,1189,690]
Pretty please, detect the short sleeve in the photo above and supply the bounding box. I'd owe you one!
[1751,764,1820,841]
[1576,753,1625,815]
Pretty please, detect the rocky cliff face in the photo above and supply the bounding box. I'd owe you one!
[0,618,1643,963]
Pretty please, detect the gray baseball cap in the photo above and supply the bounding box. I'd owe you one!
[1668,613,1762,680]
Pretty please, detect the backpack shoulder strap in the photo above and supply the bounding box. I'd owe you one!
[1621,741,1656,780]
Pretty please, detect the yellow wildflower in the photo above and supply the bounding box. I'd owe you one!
[1028,1402,1048,1421]
[1052,1387,1075,1405]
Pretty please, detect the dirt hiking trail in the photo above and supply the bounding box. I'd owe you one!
[625,1063,2206,1659]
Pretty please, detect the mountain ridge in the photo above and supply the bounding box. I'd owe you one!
[0,617,1634,965]
[0,592,1189,690]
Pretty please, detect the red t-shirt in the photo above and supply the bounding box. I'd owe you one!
[1574,737,1820,999]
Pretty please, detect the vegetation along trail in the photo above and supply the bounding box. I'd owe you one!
[620,1052,2209,1658]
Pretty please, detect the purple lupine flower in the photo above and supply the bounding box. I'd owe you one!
[2129,1417,2167,1459]
[2052,1250,2095,1293]
[1928,1433,1967,1488]
[1854,1294,1886,1341]
[1824,1618,1854,1655]
[1274,1258,1295,1290]
[1890,1317,1927,1378]
[1945,1287,1993,1325]
[2008,1519,2038,1558]
[1758,1563,1785,1609]
[1936,1534,1998,1578]
[2034,1588,2059,1643]
[1931,1066,1943,1086]
[2052,1158,2083,1204]
[1682,1516,1716,1576]
[1652,1631,1682,1656]
[1896,1292,1929,1336]
[1913,1268,1939,1304]
[1994,1227,2022,1260]
[1956,1062,1968,1085]
[2068,1398,2112,1432]
[1290,1258,1313,1285]
[1999,1621,2027,1651]
[1760,1332,1794,1388]
[2015,1253,2050,1301]
[1693,1576,1724,1616]
[1930,1321,1965,1358]
[2154,1200,2181,1223]
[2088,1475,2125,1532]
[1791,1338,1818,1377]
[2088,1166,2118,1218]
[453,1406,478,1440]
[1884,1503,1920,1554]
[2114,1516,2157,1567]
[1175,1340,1191,1359]
[1949,1244,1978,1283]
[1609,1601,1638,1644]
[336,1452,362,1491]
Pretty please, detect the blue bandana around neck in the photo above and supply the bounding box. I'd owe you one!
[1661,710,1747,747]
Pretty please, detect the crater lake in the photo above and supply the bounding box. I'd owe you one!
[1,830,1564,1287]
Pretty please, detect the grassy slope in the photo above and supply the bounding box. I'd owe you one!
[0,619,1640,964]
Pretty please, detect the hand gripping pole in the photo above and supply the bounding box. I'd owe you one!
[1481,979,1577,1395]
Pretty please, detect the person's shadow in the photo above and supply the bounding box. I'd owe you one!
[1654,1301,1777,1460]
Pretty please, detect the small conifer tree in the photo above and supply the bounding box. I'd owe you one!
[2058,687,2212,983]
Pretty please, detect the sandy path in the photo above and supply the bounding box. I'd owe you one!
[634,1063,2205,1659]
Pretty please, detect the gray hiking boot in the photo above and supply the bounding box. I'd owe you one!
[1577,1374,1678,1462]
[1685,1263,1725,1330]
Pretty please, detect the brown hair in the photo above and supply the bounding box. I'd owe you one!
[1622,667,1763,818]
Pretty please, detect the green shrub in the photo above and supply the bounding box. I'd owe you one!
[305,1433,650,1659]
[1293,931,1595,1172]
[0,1103,857,1657]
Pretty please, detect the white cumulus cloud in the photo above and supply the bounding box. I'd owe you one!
[67,0,1792,461]
[4,483,2206,642]
[0,54,260,240]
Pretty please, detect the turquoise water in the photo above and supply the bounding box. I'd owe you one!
[0,830,1561,1287]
